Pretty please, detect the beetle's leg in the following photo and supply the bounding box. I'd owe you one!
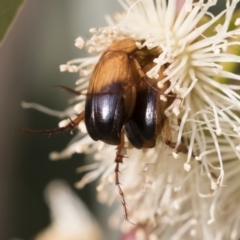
[162,119,193,156]
[17,111,85,136]
[131,57,147,86]
[162,121,217,177]
[115,132,135,225]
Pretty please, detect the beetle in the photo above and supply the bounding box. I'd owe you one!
[84,39,138,145]
[19,38,187,223]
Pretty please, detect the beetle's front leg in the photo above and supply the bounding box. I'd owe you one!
[131,57,147,85]
[131,57,168,97]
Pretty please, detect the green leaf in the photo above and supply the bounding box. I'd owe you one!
[0,0,25,45]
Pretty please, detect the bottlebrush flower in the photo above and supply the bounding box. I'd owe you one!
[23,0,240,239]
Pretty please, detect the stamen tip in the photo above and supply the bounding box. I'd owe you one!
[235,18,240,26]
[21,101,28,108]
[49,151,59,161]
[207,218,215,225]
[75,37,85,49]
[59,64,68,72]
[68,65,79,73]
[211,181,218,190]
[195,156,201,161]
[89,28,98,34]
[236,145,240,152]
[184,163,191,172]
[173,107,180,116]
[160,95,167,102]
[216,128,222,136]
[172,152,179,159]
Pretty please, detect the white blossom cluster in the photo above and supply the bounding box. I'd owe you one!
[24,1,240,239]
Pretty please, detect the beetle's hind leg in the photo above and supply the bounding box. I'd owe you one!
[17,111,85,136]
[162,119,194,156]
[115,132,135,225]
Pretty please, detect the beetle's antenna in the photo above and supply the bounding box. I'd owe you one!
[115,132,136,225]
[17,111,85,136]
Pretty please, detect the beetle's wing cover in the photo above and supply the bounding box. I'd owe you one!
[85,51,136,145]
[125,82,158,149]
[125,65,168,149]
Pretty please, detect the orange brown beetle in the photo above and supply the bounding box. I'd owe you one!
[19,38,187,223]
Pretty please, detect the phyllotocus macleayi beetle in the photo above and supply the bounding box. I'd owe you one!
[19,38,189,224]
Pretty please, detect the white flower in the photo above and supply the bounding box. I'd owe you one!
[23,0,240,239]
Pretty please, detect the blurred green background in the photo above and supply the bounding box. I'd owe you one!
[0,1,121,239]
